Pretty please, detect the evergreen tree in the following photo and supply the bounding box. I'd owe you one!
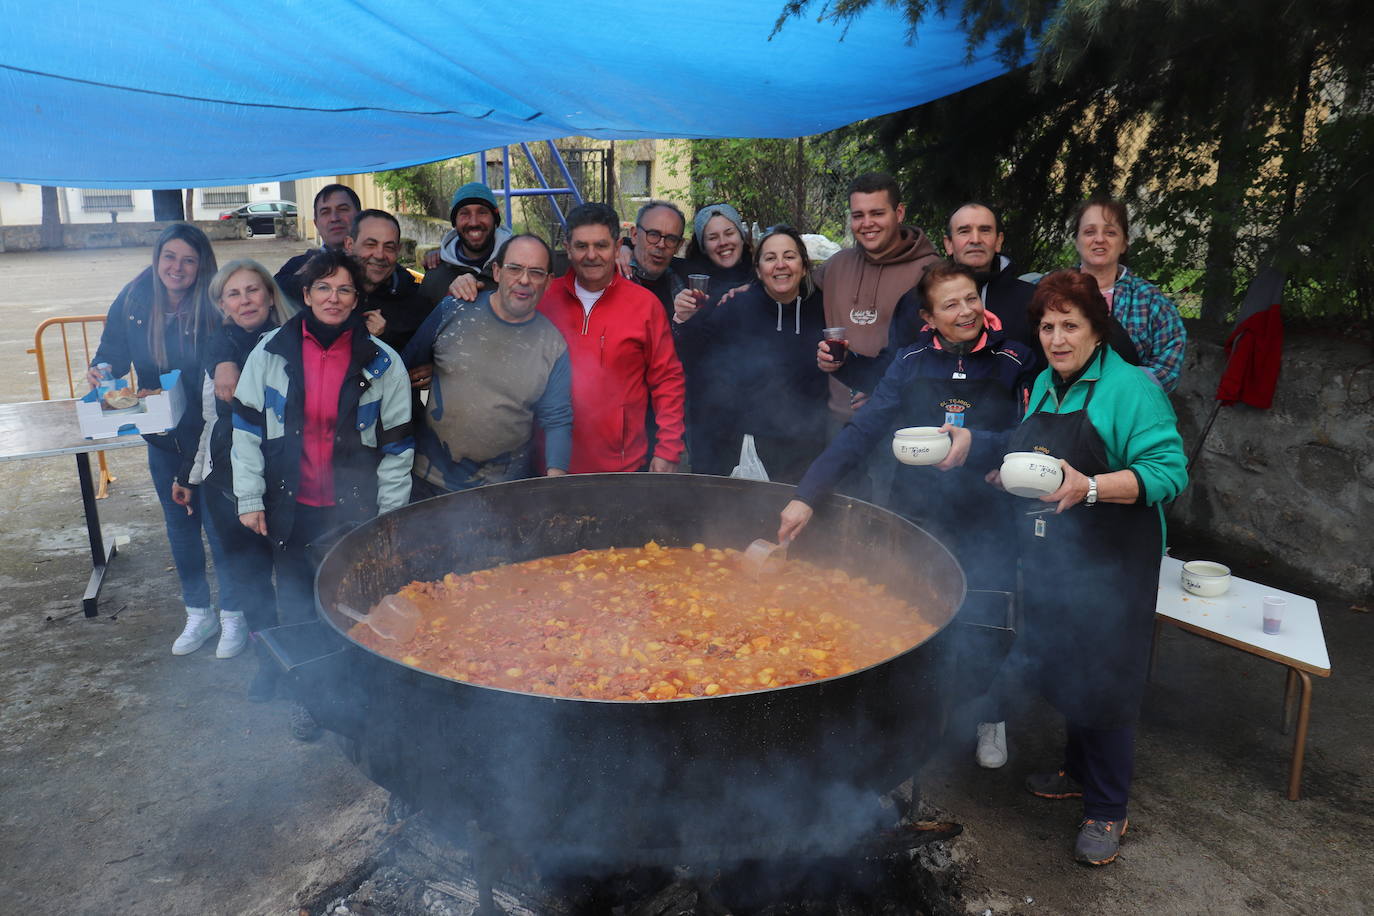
[778,0,1374,326]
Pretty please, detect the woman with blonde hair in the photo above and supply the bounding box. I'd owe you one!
[185,260,295,695]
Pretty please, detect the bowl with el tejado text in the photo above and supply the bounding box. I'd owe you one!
[999,452,1064,498]
[1181,560,1231,597]
[891,427,951,466]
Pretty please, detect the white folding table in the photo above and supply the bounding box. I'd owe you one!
[0,399,147,617]
[1153,555,1331,800]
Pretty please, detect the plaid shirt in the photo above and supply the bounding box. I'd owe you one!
[1113,267,1187,392]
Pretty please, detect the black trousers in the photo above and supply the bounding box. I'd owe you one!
[273,503,338,627]
[203,485,278,632]
[1064,722,1135,821]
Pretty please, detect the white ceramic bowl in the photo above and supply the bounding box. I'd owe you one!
[999,451,1064,498]
[1181,560,1231,597]
[891,427,951,466]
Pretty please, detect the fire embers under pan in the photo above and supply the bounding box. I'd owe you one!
[302,795,968,916]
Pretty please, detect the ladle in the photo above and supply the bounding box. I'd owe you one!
[337,595,421,643]
[742,538,789,577]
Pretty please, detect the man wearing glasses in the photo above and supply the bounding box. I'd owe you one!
[401,234,572,497]
[628,201,688,317]
[540,203,686,474]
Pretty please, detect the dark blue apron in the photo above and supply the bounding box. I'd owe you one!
[890,354,1020,591]
[1008,349,1161,728]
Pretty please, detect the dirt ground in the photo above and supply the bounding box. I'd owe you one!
[0,242,1370,915]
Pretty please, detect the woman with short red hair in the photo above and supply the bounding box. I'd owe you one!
[941,268,1187,865]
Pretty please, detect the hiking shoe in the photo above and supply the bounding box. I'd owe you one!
[172,608,219,655]
[976,721,1007,769]
[289,701,321,742]
[216,611,248,659]
[1074,817,1128,865]
[1024,769,1084,799]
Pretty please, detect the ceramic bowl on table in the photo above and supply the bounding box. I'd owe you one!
[1181,560,1231,596]
[999,451,1064,498]
[891,427,951,466]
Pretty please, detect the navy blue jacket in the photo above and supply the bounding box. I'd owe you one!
[836,255,1039,392]
[795,324,1036,508]
[201,320,277,494]
[359,267,431,356]
[92,268,217,485]
[675,281,829,476]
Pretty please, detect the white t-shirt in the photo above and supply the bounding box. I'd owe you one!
[574,280,605,317]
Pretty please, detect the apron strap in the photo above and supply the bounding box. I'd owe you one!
[1079,346,1107,408]
[1036,346,1107,415]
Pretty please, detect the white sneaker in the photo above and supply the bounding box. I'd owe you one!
[172,608,219,656]
[216,611,249,659]
[976,721,1008,769]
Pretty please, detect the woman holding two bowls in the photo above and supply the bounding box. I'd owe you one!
[778,260,1036,545]
[940,269,1187,865]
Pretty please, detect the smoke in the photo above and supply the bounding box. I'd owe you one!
[294,476,981,874]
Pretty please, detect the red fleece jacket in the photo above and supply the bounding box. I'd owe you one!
[539,271,686,473]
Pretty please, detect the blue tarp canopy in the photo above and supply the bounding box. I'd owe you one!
[1,1,1012,188]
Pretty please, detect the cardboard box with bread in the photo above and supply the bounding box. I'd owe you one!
[77,369,186,439]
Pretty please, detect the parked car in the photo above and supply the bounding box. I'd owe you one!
[218,200,298,237]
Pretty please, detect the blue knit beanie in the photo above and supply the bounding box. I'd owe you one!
[449,182,501,226]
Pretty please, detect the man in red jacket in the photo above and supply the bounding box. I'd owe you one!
[539,203,686,474]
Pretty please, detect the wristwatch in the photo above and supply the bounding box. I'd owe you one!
[1085,476,1099,506]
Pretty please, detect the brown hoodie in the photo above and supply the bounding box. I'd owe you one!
[815,225,940,420]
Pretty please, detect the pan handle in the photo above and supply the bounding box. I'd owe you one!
[259,620,348,673]
[961,588,1016,632]
[307,519,362,566]
[950,589,1017,702]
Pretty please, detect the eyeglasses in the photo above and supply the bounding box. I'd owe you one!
[637,227,684,248]
[309,282,358,300]
[499,263,550,282]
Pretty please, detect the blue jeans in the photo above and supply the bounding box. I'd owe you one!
[147,445,230,610]
[204,485,277,629]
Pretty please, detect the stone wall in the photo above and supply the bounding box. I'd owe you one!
[396,214,450,254]
[0,219,260,252]
[1168,324,1374,599]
